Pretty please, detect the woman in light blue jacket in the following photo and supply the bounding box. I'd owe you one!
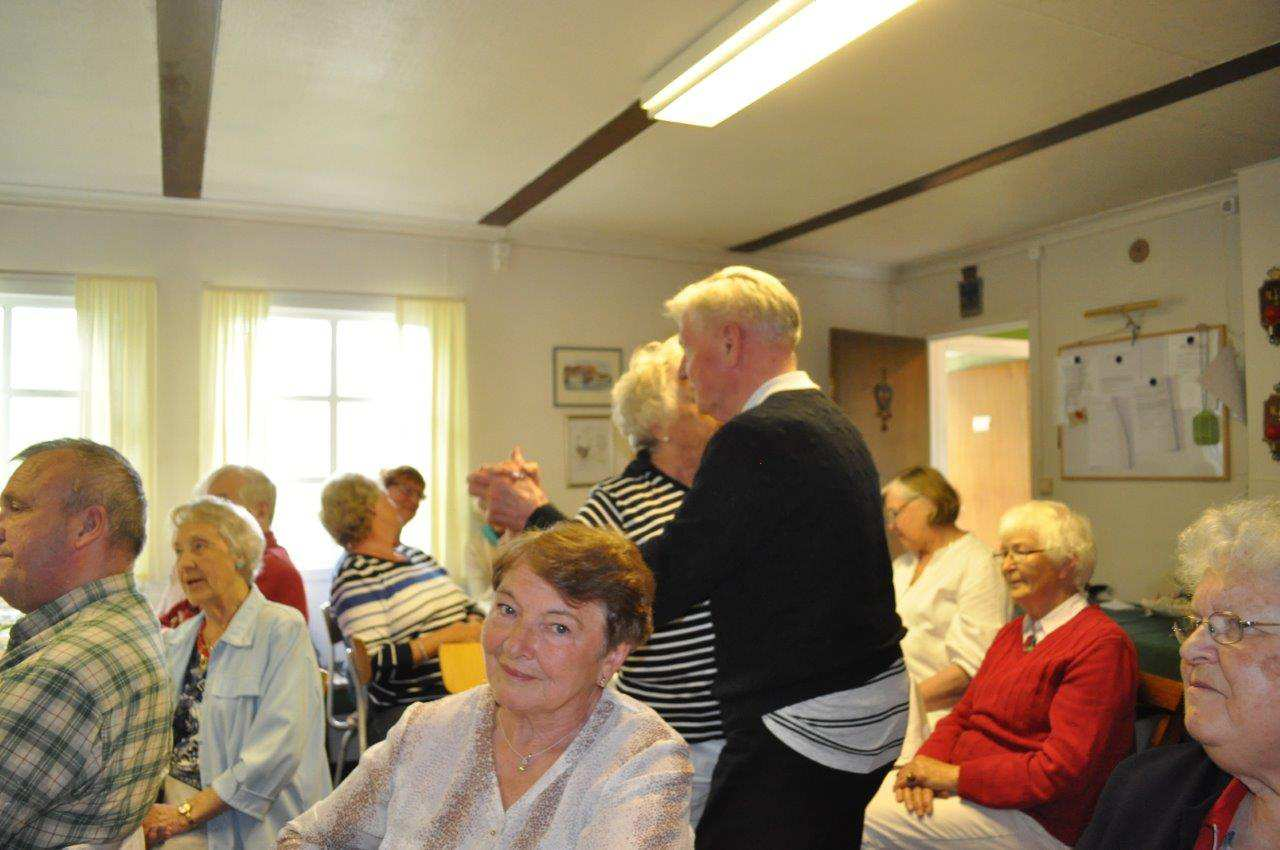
[141,496,331,849]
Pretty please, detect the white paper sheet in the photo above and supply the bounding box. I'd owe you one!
[1199,342,1245,421]
[1057,354,1090,425]
[1097,348,1140,396]
[1133,378,1181,454]
[1085,394,1134,470]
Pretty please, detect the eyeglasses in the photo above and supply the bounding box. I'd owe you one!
[884,496,918,524]
[1172,611,1280,645]
[991,548,1046,565]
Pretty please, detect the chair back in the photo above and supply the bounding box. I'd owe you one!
[320,602,369,780]
[1137,672,1185,748]
[440,641,487,693]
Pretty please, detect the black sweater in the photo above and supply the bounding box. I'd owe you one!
[1076,742,1234,850]
[532,388,904,726]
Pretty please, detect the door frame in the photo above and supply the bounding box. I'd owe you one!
[927,320,1031,483]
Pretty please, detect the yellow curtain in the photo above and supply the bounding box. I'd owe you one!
[75,276,160,586]
[198,288,269,476]
[396,298,469,578]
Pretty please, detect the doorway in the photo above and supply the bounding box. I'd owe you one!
[928,328,1031,546]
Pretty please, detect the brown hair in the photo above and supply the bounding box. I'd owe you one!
[320,473,381,548]
[381,465,425,490]
[492,523,654,650]
[890,465,961,526]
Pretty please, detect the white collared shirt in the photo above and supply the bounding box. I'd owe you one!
[740,370,820,414]
[1021,592,1089,647]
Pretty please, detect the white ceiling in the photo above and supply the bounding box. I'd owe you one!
[1,0,1277,268]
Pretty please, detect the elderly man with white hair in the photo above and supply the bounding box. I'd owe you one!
[1078,497,1280,850]
[161,464,308,627]
[862,500,1137,850]
[482,267,907,848]
[0,438,172,849]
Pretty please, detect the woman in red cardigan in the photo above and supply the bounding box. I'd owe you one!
[861,500,1137,849]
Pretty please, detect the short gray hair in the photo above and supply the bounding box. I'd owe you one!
[320,473,381,548]
[1176,497,1280,590]
[611,337,683,451]
[170,496,264,586]
[15,438,147,556]
[664,266,802,350]
[199,465,277,524]
[997,500,1097,589]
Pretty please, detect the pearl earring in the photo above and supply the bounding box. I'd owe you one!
[597,674,608,688]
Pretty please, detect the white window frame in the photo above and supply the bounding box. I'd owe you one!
[0,280,80,464]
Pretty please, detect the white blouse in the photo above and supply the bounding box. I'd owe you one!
[892,532,1012,752]
[276,685,694,850]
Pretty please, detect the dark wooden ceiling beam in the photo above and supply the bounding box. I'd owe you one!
[480,101,654,227]
[731,41,1280,253]
[157,0,221,199]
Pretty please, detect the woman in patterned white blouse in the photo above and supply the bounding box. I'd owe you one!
[471,337,724,824]
[278,522,694,849]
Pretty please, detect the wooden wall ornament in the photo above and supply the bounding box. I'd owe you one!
[1265,384,1280,461]
[1128,239,1150,263]
[1259,267,1280,345]
[873,368,894,431]
[958,265,984,318]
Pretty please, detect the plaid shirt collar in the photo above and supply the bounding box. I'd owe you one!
[8,573,137,649]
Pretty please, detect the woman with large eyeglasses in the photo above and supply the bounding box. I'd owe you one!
[863,500,1138,850]
[1078,498,1280,850]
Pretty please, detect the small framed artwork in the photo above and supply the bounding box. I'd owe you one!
[566,416,612,487]
[553,346,623,407]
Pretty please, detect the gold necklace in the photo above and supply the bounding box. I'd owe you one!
[496,714,581,772]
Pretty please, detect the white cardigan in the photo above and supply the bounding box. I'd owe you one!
[277,685,694,849]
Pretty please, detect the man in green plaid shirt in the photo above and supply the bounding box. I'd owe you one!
[0,438,173,849]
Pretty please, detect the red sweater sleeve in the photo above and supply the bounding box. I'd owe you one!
[955,631,1136,809]
[255,548,309,623]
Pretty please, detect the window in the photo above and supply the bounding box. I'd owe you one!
[259,307,432,575]
[0,294,81,470]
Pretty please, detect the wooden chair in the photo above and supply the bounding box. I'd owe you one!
[439,641,487,693]
[1136,672,1185,749]
[321,603,370,781]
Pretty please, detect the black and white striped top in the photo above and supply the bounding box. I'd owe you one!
[576,452,724,743]
[330,545,476,707]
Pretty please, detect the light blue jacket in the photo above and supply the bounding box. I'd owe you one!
[164,588,332,850]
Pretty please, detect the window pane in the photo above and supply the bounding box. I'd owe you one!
[263,317,331,397]
[11,307,79,391]
[336,318,398,398]
[271,480,342,576]
[7,396,79,457]
[335,400,400,472]
[266,400,331,480]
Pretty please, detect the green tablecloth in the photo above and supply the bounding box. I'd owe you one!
[1102,607,1182,681]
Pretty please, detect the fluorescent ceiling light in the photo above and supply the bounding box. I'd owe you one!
[641,0,917,127]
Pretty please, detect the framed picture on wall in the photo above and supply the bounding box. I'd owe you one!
[553,346,623,407]
[566,416,612,487]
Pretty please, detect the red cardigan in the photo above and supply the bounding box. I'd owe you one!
[917,605,1137,846]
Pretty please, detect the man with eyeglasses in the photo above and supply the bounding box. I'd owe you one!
[1079,498,1280,850]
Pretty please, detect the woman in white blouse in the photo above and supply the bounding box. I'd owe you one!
[277,522,693,849]
[883,466,1012,756]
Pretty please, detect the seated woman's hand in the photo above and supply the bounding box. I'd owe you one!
[142,803,190,846]
[892,755,960,817]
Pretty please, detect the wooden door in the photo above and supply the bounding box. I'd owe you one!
[829,328,930,494]
[944,360,1031,545]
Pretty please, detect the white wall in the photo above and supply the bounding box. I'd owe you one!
[0,201,893,565]
[1237,158,1280,498]
[894,184,1246,601]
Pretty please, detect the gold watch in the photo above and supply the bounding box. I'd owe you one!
[176,801,194,825]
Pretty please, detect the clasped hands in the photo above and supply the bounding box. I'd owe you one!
[467,446,549,533]
[893,754,960,817]
[142,803,192,846]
